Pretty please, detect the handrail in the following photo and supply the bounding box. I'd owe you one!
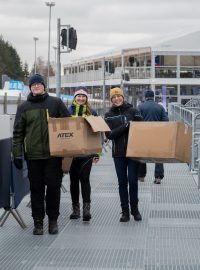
[169,101,200,188]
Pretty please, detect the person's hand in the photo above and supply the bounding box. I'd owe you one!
[14,158,23,170]
[93,156,100,164]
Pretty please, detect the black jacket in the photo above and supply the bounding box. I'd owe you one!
[105,102,142,157]
[13,92,70,160]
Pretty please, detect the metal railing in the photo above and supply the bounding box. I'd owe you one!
[169,99,200,188]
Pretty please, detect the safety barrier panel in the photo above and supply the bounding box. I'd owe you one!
[0,137,29,228]
[169,100,200,188]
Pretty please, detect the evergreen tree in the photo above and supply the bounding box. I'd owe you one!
[23,61,30,85]
[0,35,25,88]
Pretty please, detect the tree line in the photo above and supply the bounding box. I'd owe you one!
[0,35,55,89]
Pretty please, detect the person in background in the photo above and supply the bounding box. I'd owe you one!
[68,86,99,221]
[105,87,143,222]
[12,74,70,235]
[137,89,169,184]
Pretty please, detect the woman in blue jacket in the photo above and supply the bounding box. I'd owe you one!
[68,86,99,221]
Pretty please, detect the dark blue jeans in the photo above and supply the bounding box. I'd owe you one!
[138,163,164,179]
[113,157,139,209]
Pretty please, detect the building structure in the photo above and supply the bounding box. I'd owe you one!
[49,31,200,109]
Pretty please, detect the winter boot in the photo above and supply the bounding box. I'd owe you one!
[83,203,91,221]
[33,219,43,235]
[48,219,58,234]
[120,208,130,222]
[138,177,145,182]
[70,203,81,219]
[154,178,161,184]
[131,204,142,221]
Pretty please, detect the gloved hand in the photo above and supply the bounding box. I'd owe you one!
[14,158,23,170]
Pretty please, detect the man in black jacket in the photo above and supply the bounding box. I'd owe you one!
[137,89,169,184]
[105,87,143,222]
[12,74,70,235]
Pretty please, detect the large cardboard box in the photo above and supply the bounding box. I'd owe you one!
[48,116,110,157]
[126,121,192,163]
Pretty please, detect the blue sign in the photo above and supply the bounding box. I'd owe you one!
[9,80,24,91]
[60,94,74,101]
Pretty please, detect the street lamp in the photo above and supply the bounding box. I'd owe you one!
[33,37,39,74]
[45,1,55,91]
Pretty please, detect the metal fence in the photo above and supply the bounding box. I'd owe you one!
[169,99,200,188]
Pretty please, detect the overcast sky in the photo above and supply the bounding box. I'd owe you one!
[1,0,200,71]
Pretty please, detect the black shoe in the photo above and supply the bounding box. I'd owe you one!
[70,203,81,219]
[83,203,91,221]
[48,220,58,234]
[120,209,130,222]
[33,219,43,235]
[131,204,142,221]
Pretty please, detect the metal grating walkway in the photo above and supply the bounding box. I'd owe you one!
[1,151,200,270]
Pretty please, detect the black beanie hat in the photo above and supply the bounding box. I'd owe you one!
[29,74,46,89]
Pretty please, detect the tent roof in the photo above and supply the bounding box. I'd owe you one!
[65,30,200,65]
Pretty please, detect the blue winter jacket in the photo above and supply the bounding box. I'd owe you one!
[137,99,168,121]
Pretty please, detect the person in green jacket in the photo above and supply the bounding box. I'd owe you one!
[12,74,70,235]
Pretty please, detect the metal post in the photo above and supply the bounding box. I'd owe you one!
[33,37,39,74]
[121,49,124,90]
[52,46,57,88]
[52,46,57,67]
[102,57,106,116]
[151,52,156,99]
[45,2,55,92]
[56,18,61,97]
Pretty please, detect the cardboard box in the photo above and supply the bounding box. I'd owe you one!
[62,157,73,174]
[126,121,192,163]
[48,116,110,157]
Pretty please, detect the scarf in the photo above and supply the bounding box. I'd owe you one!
[72,101,87,117]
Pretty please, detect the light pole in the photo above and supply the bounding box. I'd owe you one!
[45,1,55,91]
[52,46,57,67]
[52,46,57,86]
[33,37,39,74]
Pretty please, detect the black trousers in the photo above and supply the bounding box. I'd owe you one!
[26,158,63,220]
[138,163,164,179]
[69,156,93,204]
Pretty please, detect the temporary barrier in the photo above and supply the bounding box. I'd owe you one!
[0,137,11,209]
[169,99,200,188]
[0,137,29,228]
